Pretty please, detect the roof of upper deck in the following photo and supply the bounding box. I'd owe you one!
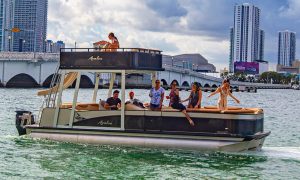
[59,48,164,71]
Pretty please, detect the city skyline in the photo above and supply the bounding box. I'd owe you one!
[0,0,292,70]
[0,0,48,52]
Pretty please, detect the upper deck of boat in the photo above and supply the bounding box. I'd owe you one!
[59,48,164,72]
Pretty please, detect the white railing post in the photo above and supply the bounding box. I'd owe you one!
[69,72,81,127]
[53,70,66,127]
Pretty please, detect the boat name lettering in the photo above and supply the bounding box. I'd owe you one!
[88,56,103,61]
[98,120,112,126]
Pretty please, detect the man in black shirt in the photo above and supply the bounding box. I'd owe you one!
[104,90,121,110]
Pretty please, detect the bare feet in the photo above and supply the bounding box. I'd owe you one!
[189,120,195,126]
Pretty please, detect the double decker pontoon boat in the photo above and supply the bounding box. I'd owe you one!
[16,47,270,152]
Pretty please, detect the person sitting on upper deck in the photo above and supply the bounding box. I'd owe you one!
[105,32,119,51]
[181,82,202,108]
[208,79,240,110]
[125,91,145,108]
[94,32,119,51]
[149,80,165,111]
[104,90,121,110]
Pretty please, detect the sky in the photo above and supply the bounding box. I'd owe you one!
[47,0,300,71]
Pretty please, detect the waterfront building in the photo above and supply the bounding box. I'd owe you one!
[45,40,65,53]
[163,54,216,73]
[278,30,296,67]
[258,29,265,60]
[0,0,48,52]
[45,40,53,53]
[229,27,234,73]
[53,40,65,53]
[0,0,13,51]
[229,3,264,72]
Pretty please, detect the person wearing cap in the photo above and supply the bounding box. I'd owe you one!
[149,80,165,110]
[104,90,121,110]
[125,91,145,108]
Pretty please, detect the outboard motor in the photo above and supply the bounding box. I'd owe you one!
[15,111,35,136]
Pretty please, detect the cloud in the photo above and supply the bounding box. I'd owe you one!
[145,0,187,18]
[279,0,300,19]
[47,0,300,72]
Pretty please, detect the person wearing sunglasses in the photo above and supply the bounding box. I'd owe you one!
[149,80,165,110]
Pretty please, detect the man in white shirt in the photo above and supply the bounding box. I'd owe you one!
[149,80,165,110]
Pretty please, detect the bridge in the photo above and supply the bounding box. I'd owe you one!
[0,52,290,89]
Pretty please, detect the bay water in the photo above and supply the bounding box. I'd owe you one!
[0,89,299,179]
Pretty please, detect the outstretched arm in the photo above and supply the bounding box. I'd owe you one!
[208,88,219,98]
[228,91,240,103]
[181,93,191,103]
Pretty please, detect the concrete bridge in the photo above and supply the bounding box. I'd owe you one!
[0,52,290,90]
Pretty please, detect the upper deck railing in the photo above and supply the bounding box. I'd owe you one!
[61,47,162,54]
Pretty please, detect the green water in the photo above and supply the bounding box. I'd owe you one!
[0,89,299,179]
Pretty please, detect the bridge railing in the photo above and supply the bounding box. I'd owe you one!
[162,65,290,88]
[0,52,59,61]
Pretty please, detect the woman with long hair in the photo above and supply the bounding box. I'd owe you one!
[182,82,202,108]
[208,79,240,110]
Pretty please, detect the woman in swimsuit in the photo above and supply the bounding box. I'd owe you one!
[167,84,194,126]
[94,32,119,51]
[107,32,119,50]
[208,79,240,110]
[166,82,177,107]
[182,82,202,108]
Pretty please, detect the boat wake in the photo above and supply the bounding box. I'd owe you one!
[259,147,300,160]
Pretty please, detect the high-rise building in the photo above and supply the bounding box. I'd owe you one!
[0,0,48,52]
[278,31,296,67]
[258,29,265,60]
[0,0,13,51]
[53,40,65,52]
[229,27,234,73]
[45,39,65,53]
[229,3,264,71]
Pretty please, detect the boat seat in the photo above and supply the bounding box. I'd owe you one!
[76,103,99,111]
[60,103,100,111]
[204,106,243,110]
[161,106,180,112]
[125,103,145,111]
[187,108,222,113]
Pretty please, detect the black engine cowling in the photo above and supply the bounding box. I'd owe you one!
[15,111,35,136]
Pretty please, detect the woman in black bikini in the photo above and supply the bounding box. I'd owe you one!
[170,86,194,126]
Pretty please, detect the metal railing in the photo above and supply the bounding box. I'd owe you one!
[0,52,59,61]
[61,48,162,54]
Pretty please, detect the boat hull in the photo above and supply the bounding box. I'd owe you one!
[26,127,270,152]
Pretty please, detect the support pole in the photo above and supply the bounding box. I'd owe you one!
[92,73,100,103]
[69,72,81,127]
[121,70,125,130]
[53,70,66,127]
[108,73,115,98]
[151,71,157,87]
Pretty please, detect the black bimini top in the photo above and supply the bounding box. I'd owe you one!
[59,48,164,71]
